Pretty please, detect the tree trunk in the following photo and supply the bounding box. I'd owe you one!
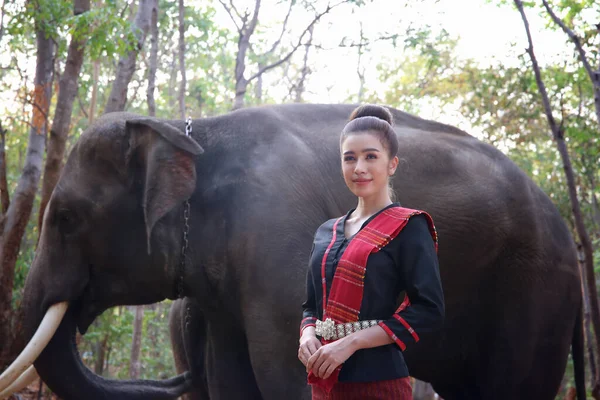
[515,2,599,398]
[104,0,158,113]
[579,244,597,388]
[356,23,366,103]
[0,123,9,215]
[129,306,144,379]
[146,308,160,361]
[89,60,100,123]
[94,333,109,376]
[38,0,90,232]
[586,172,600,229]
[556,134,597,398]
[231,0,261,110]
[233,39,250,111]
[255,61,264,103]
[294,25,313,103]
[224,0,339,110]
[177,0,186,119]
[0,26,55,368]
[146,3,158,117]
[593,192,600,229]
[168,51,177,114]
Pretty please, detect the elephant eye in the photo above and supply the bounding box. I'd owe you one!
[56,209,78,235]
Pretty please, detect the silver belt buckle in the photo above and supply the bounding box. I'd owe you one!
[315,318,336,340]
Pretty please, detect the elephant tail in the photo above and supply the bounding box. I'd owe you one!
[572,303,586,400]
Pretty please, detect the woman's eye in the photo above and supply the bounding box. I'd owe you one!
[366,153,377,159]
[343,156,355,162]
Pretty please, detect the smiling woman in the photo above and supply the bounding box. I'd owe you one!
[299,105,444,400]
[340,106,400,206]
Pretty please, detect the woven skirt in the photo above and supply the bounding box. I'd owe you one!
[311,377,412,400]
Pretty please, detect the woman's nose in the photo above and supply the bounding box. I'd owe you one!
[354,159,367,174]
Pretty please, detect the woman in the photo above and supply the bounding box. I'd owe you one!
[298,104,445,399]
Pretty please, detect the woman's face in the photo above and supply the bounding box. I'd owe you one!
[341,132,398,200]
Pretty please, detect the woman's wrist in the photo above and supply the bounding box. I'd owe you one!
[342,332,363,352]
[342,325,392,352]
[300,326,317,339]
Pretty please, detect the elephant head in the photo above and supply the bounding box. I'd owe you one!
[1,112,203,399]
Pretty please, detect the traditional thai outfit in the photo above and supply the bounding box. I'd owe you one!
[300,203,444,400]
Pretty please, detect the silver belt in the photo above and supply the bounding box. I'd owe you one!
[315,318,381,340]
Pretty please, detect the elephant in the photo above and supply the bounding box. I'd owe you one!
[2,104,584,400]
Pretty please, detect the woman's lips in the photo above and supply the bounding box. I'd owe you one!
[353,179,372,185]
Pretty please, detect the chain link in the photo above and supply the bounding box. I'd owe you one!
[185,116,192,137]
[177,117,193,299]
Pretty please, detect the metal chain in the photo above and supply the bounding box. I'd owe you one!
[185,116,192,136]
[177,117,193,299]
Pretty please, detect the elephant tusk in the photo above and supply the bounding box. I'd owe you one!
[0,302,68,391]
[0,365,38,399]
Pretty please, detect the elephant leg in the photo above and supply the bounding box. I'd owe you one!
[244,314,311,400]
[204,319,263,400]
[169,298,209,400]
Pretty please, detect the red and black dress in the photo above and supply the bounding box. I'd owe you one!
[300,203,444,399]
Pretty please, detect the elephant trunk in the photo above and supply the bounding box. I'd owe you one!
[32,306,191,400]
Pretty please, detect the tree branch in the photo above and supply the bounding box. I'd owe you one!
[0,122,9,215]
[77,90,89,120]
[218,0,241,33]
[119,1,130,19]
[341,33,399,48]
[294,23,313,103]
[17,93,51,133]
[356,22,366,102]
[230,0,243,22]
[541,0,594,81]
[309,33,399,52]
[515,0,560,137]
[246,0,261,37]
[247,0,348,83]
[263,0,294,57]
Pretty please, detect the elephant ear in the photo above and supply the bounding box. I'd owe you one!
[126,117,204,253]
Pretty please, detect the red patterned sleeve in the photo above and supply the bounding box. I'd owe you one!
[380,215,444,351]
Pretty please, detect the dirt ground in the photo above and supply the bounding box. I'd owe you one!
[5,379,59,400]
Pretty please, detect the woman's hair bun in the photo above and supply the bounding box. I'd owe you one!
[349,104,393,126]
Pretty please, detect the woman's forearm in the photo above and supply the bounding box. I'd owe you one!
[342,325,394,352]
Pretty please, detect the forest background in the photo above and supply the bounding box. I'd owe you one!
[0,0,598,398]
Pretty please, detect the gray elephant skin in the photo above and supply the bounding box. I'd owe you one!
[18,104,583,400]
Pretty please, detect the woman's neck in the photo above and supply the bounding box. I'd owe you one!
[353,193,393,220]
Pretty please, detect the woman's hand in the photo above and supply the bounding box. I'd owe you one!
[306,338,357,379]
[298,328,322,369]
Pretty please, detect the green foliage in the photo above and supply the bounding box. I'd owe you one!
[80,307,134,377]
[167,2,237,116]
[369,26,460,114]
[79,303,176,379]
[1,0,599,392]
[139,303,177,379]
[79,1,139,60]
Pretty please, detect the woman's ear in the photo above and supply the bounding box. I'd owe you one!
[389,155,399,176]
